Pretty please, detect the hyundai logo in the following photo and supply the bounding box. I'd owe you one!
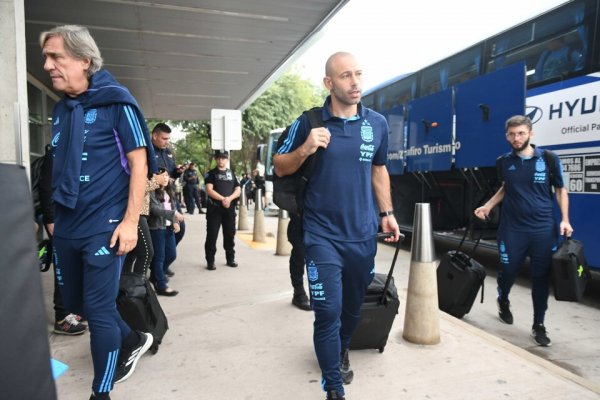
[525,106,543,125]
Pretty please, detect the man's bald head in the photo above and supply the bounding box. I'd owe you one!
[325,51,356,77]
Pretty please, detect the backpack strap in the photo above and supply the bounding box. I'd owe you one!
[542,149,557,184]
[542,148,560,197]
[301,107,325,181]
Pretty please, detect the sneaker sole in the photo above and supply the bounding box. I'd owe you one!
[53,328,87,336]
[531,334,552,347]
[114,333,154,384]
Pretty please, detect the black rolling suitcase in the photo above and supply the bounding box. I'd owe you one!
[117,257,169,354]
[552,236,590,302]
[349,233,404,353]
[437,231,486,319]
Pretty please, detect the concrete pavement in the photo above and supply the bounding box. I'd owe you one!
[42,210,600,399]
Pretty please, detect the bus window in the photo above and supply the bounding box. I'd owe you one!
[485,0,593,84]
[382,76,417,110]
[530,33,585,82]
[375,91,386,112]
[362,94,375,110]
[419,46,481,97]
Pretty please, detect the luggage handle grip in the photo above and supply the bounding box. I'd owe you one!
[378,233,405,305]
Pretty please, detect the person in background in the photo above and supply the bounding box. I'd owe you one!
[532,37,584,82]
[251,168,266,208]
[123,170,169,277]
[287,213,311,311]
[183,162,203,215]
[151,123,187,245]
[41,25,157,399]
[38,143,89,335]
[204,150,241,270]
[239,172,252,205]
[148,173,183,296]
[273,51,400,400]
[474,115,573,347]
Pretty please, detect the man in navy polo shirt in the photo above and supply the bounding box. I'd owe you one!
[41,25,156,399]
[475,115,573,347]
[274,52,401,400]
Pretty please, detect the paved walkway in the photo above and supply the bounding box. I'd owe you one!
[42,210,600,399]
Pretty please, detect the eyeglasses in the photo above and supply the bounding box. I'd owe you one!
[505,131,529,138]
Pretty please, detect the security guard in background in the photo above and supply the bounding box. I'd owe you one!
[204,150,241,270]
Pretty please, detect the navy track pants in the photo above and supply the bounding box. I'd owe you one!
[304,231,376,395]
[53,231,133,394]
[496,228,557,325]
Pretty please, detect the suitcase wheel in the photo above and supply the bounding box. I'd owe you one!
[378,346,385,353]
[150,342,159,355]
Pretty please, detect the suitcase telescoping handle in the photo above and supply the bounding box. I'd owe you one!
[456,228,483,261]
[376,232,406,305]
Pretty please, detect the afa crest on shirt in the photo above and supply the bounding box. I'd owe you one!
[308,261,318,282]
[84,109,98,124]
[360,120,373,143]
[535,157,546,172]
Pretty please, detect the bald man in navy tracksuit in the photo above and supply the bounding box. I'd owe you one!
[274,52,400,400]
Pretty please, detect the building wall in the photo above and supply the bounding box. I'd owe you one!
[0,0,29,168]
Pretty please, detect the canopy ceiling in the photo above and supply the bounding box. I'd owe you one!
[25,0,347,121]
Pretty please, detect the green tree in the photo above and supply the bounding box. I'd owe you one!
[238,73,326,173]
[172,120,213,173]
[167,72,326,174]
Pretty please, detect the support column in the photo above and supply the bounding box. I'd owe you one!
[0,0,29,167]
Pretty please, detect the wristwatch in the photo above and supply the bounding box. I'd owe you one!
[379,210,394,217]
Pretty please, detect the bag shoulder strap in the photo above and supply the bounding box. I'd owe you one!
[301,107,325,180]
[542,149,558,183]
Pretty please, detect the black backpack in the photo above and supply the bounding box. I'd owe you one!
[30,154,46,216]
[273,107,324,215]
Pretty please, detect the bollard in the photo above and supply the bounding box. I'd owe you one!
[238,188,250,231]
[253,188,266,243]
[275,209,292,255]
[403,203,440,345]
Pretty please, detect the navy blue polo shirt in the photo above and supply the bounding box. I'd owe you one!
[154,146,178,178]
[51,104,149,239]
[277,97,389,241]
[497,145,564,232]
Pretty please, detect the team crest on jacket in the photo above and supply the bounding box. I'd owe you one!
[534,157,547,183]
[360,119,373,143]
[85,109,98,124]
[535,157,546,172]
[308,261,318,282]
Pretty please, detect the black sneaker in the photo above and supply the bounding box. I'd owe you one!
[326,390,345,400]
[292,288,311,311]
[54,313,88,335]
[340,348,354,385]
[497,298,513,325]
[532,323,552,347]
[113,332,153,384]
[226,260,238,268]
[207,263,216,270]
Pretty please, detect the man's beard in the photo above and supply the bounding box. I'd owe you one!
[331,86,361,106]
[511,137,530,152]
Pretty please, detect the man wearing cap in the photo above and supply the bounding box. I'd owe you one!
[204,150,241,270]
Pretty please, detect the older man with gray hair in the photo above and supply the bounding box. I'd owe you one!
[41,25,157,399]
